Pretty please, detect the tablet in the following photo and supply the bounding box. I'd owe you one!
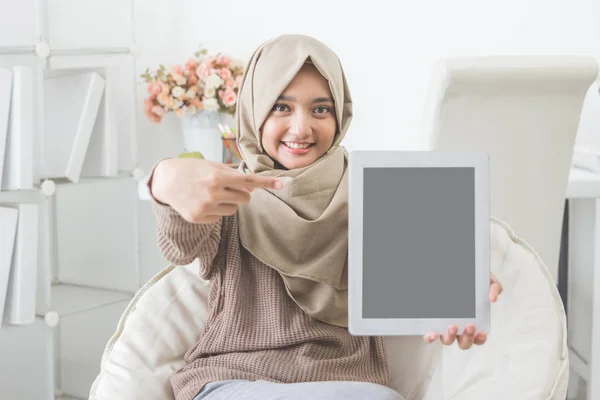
[348,151,490,336]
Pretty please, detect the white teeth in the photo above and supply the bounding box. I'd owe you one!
[284,142,311,149]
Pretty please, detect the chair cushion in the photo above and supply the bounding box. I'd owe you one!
[89,218,568,400]
[394,218,568,400]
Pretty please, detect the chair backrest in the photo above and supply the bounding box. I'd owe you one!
[419,56,599,282]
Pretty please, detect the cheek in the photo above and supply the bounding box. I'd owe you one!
[320,118,337,146]
[260,118,283,149]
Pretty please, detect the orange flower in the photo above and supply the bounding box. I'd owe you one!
[190,97,203,111]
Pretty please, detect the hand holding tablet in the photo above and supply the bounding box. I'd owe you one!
[423,273,503,349]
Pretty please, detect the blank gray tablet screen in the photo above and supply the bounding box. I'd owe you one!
[362,167,475,319]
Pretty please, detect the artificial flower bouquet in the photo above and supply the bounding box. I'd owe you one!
[141,47,245,123]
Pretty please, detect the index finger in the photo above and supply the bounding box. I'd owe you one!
[222,170,284,190]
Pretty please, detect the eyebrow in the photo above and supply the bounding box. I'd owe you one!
[277,95,334,103]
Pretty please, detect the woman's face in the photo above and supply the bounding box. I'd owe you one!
[260,63,337,170]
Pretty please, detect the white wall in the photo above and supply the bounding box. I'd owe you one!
[134,0,600,171]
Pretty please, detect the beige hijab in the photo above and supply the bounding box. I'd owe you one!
[236,34,352,327]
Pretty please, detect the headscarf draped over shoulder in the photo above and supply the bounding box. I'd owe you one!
[236,34,352,327]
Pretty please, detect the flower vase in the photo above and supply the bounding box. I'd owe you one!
[180,111,224,162]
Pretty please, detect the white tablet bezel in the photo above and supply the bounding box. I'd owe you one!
[348,150,490,336]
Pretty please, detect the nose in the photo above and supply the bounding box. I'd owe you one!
[289,110,311,138]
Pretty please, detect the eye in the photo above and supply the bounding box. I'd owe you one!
[272,103,290,112]
[314,106,331,114]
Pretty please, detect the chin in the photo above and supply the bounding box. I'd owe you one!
[278,155,316,170]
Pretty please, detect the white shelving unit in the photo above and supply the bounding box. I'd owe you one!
[0,1,158,399]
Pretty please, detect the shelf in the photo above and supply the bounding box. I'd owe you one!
[51,173,134,186]
[51,284,132,317]
[1,316,45,332]
[0,47,35,54]
[0,189,44,204]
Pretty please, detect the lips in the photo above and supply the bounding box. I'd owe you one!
[281,141,314,154]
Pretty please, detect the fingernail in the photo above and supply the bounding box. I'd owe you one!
[466,325,475,335]
[449,326,457,334]
[274,180,283,189]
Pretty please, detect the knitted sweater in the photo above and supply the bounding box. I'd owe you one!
[152,199,390,400]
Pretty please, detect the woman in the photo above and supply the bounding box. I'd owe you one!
[149,34,502,400]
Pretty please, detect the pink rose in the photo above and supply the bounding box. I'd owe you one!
[160,81,170,95]
[217,55,231,66]
[172,73,187,86]
[219,68,232,80]
[146,104,165,123]
[151,105,166,117]
[147,80,162,96]
[222,90,237,107]
[143,98,153,114]
[195,63,210,79]
[170,65,184,76]
[225,78,235,89]
[188,74,199,86]
[176,108,185,117]
[235,76,242,87]
[185,58,197,71]
[147,113,161,123]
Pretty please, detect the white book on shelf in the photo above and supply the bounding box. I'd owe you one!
[0,206,18,330]
[49,54,128,178]
[3,203,39,326]
[0,68,12,189]
[35,198,53,316]
[81,88,119,177]
[1,65,34,191]
[572,145,600,173]
[43,72,105,182]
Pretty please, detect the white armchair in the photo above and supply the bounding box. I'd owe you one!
[89,218,568,400]
[419,55,599,283]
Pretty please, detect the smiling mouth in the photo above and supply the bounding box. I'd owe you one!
[281,141,314,155]
[281,141,314,149]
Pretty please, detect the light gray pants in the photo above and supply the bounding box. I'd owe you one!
[193,379,404,400]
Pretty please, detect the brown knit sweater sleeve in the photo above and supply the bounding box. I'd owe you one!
[147,161,222,279]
